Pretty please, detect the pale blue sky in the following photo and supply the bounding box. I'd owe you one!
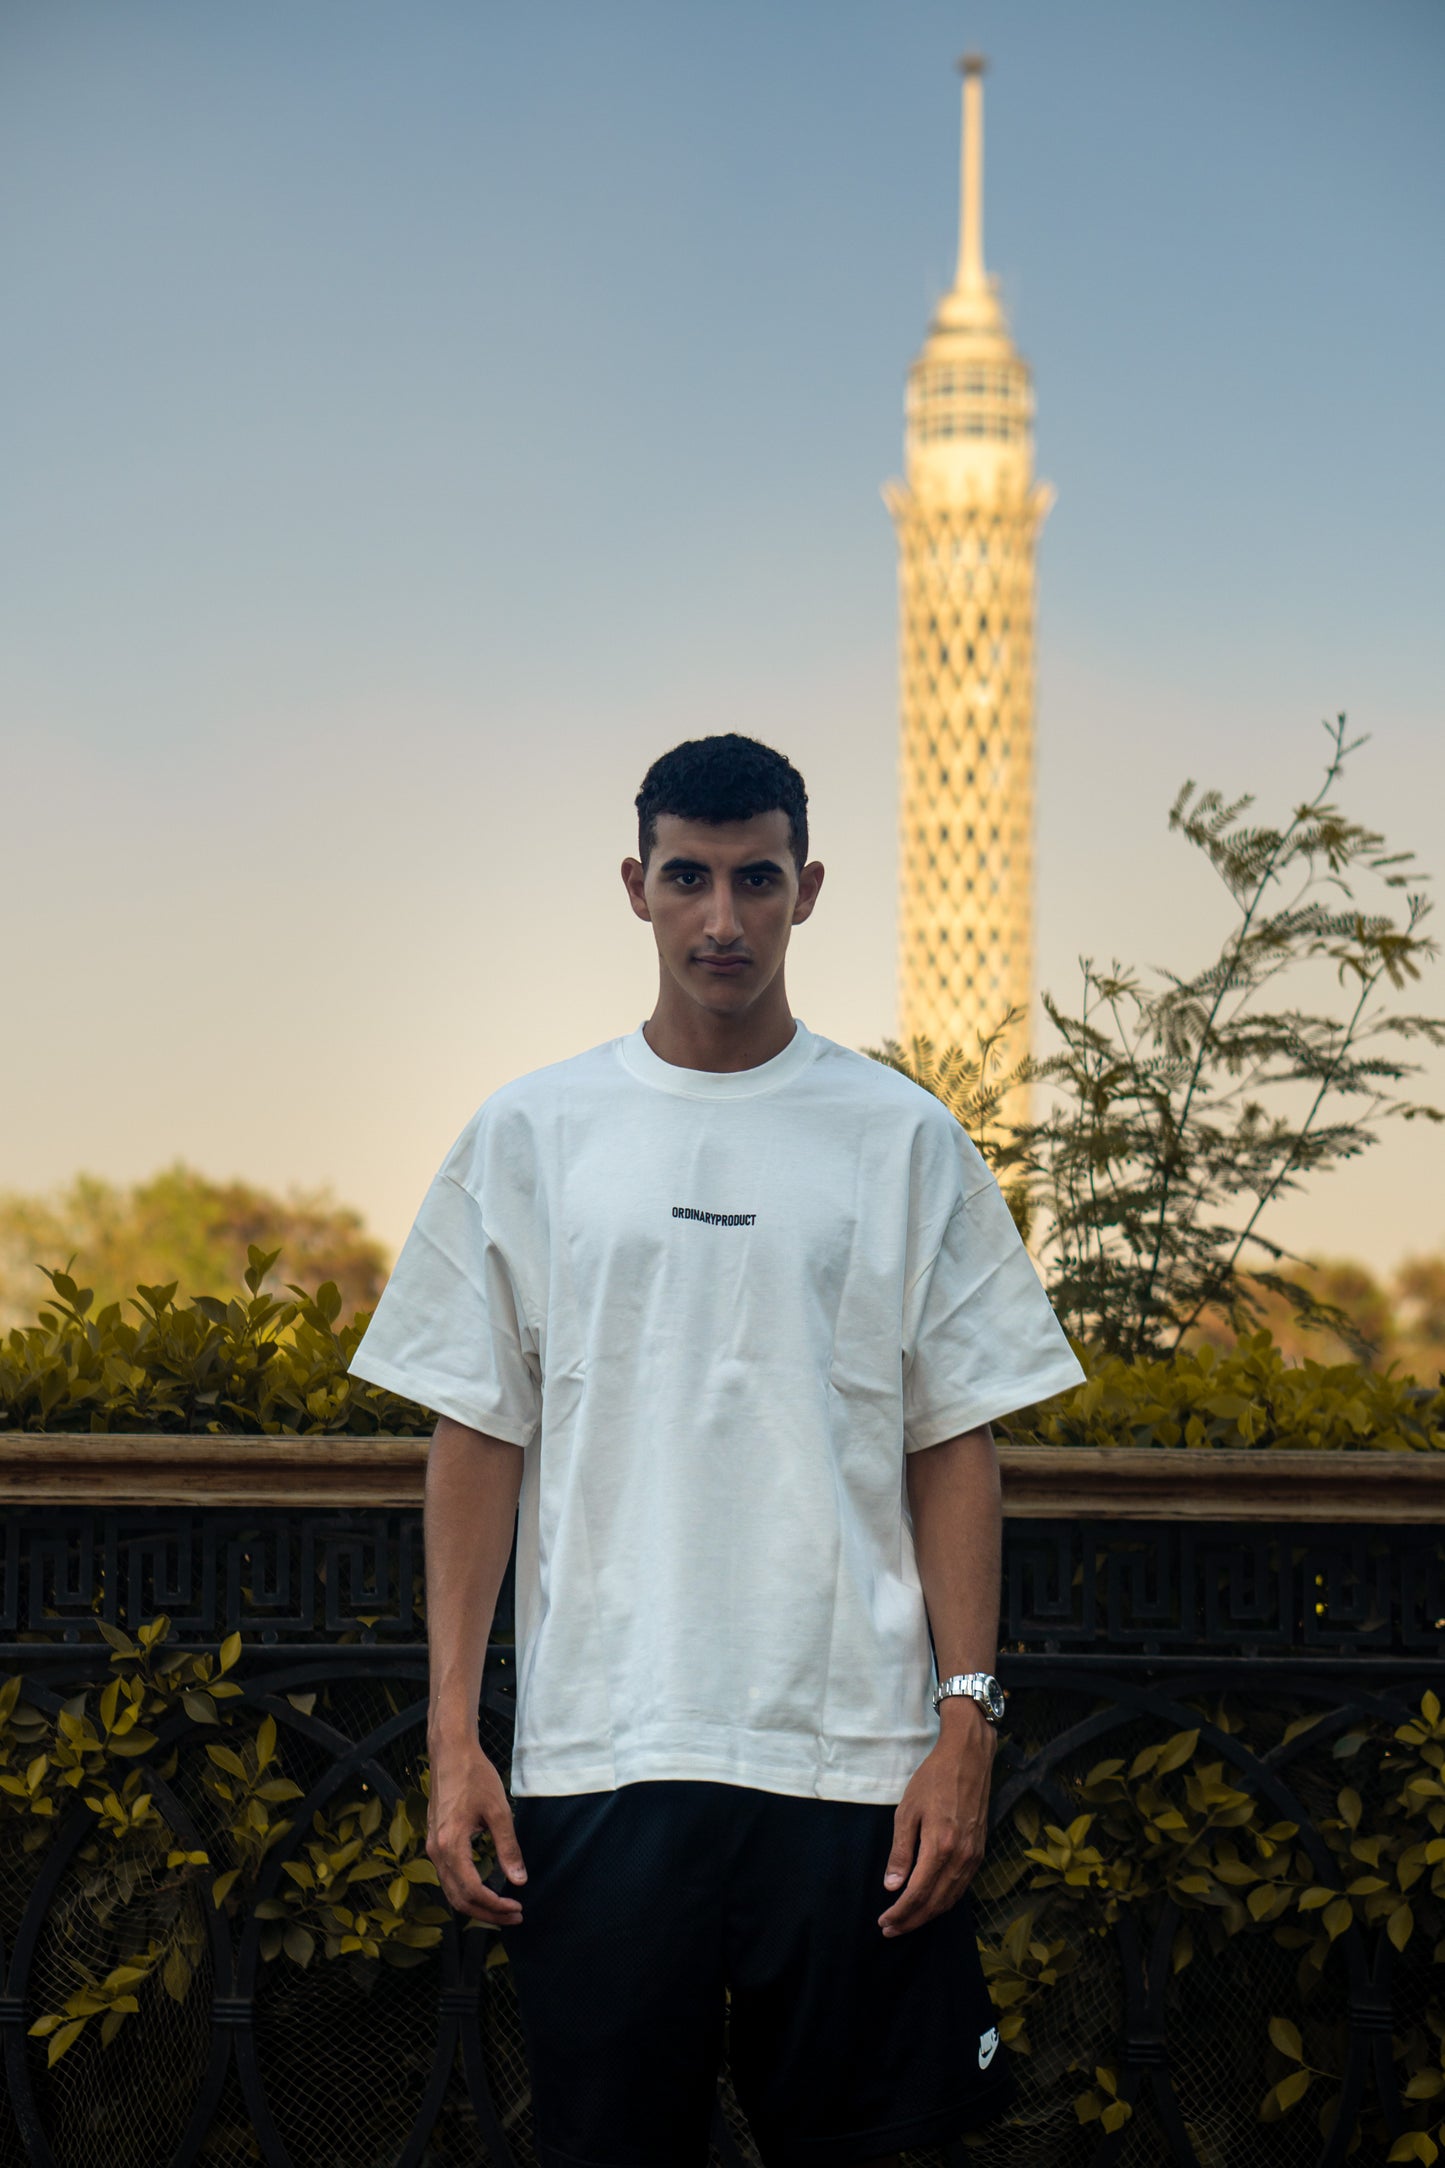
[3,0,1442,1277]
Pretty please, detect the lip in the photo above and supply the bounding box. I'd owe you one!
[695,956,749,972]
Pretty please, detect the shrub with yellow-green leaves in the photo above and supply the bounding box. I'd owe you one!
[4,1252,1443,1447]
[1011,1329,1444,1452]
[5,1620,1442,2157]
[0,1249,429,1433]
[0,1618,459,2071]
[973,1691,1445,2158]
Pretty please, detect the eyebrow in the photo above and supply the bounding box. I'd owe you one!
[658,857,787,877]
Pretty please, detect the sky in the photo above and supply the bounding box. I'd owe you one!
[2,0,1442,1282]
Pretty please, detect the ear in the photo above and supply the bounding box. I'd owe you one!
[620,856,652,922]
[791,860,825,925]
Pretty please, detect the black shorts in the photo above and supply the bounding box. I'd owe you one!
[494,1778,1012,2168]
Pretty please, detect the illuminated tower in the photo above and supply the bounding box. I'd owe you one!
[886,56,1052,1126]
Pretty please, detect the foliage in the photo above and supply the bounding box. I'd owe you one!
[5,1630,1442,2156]
[1185,1249,1445,1388]
[867,716,1445,1366]
[5,1247,1443,1447]
[0,1246,430,1434]
[967,1688,1445,2158]
[0,1163,390,1332]
[1,1619,457,2071]
[1006,1329,1445,1453]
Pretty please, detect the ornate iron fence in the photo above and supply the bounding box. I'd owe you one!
[1,1440,1442,2168]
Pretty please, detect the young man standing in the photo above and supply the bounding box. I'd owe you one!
[349,734,1086,2168]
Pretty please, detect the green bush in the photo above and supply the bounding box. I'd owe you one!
[0,1248,429,1435]
[1,1621,462,2076]
[4,1627,1441,2159]
[4,1247,1443,1447]
[1008,1330,1445,1453]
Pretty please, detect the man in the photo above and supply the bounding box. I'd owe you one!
[349,733,1086,2168]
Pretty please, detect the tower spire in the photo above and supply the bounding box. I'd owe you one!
[954,54,987,296]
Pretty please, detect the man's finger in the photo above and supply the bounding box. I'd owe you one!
[488,1804,528,1887]
[432,1834,524,1926]
[878,1841,948,1934]
[882,1801,920,1891]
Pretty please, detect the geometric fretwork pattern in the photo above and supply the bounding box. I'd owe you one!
[889,483,1048,1127]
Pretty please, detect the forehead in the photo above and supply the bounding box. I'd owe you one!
[649,809,793,864]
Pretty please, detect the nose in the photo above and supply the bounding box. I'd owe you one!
[704,885,741,945]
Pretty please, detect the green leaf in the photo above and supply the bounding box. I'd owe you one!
[1323,1897,1352,1940]
[44,2019,86,2067]
[1387,1902,1414,1952]
[1273,2068,1312,2112]
[1387,2136,1439,2164]
[1268,2017,1304,2062]
[162,1945,192,2001]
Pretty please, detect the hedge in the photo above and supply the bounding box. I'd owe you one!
[3,1250,1443,1449]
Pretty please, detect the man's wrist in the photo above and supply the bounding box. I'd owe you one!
[427,1714,482,1756]
[934,1693,997,1748]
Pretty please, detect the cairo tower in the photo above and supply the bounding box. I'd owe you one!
[886,57,1052,1133]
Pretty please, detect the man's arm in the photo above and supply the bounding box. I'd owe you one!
[423,1414,530,1928]
[877,1421,1002,1937]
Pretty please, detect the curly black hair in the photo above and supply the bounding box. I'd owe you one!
[634,734,809,871]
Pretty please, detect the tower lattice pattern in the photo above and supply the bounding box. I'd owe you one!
[890,485,1047,1115]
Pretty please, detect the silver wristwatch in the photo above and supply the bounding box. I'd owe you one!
[932,1671,1006,1725]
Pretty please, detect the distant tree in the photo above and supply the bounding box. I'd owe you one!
[868,715,1445,1369]
[1189,1256,1445,1384]
[0,1164,390,1329]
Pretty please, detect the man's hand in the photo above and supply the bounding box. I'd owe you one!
[426,1741,528,1928]
[877,1700,997,1937]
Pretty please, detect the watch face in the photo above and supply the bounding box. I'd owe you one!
[985,1678,1007,1722]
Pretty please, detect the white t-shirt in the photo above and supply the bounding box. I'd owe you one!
[348,1018,1085,1805]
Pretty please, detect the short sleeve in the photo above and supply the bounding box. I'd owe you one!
[901,1172,1086,1451]
[347,1168,543,1446]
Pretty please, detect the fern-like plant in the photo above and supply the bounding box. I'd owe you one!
[868,716,1445,1364]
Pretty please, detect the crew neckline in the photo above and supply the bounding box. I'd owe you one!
[618,1017,820,1100]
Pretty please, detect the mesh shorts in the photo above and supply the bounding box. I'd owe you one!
[493,1778,1012,2168]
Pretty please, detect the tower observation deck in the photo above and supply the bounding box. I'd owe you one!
[886,57,1052,1127]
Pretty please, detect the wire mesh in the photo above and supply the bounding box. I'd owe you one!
[251,1940,440,2168]
[194,2057,265,2166]
[24,1826,213,2168]
[477,1952,537,2163]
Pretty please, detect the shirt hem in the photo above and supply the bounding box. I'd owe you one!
[509,1740,936,1806]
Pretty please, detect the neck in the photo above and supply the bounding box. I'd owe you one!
[643,975,797,1073]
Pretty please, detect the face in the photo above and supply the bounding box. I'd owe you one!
[621,810,825,1017]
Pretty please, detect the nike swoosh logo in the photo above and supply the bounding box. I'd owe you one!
[978,2028,1000,2070]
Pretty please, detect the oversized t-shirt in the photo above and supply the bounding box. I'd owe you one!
[348,1018,1086,1805]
